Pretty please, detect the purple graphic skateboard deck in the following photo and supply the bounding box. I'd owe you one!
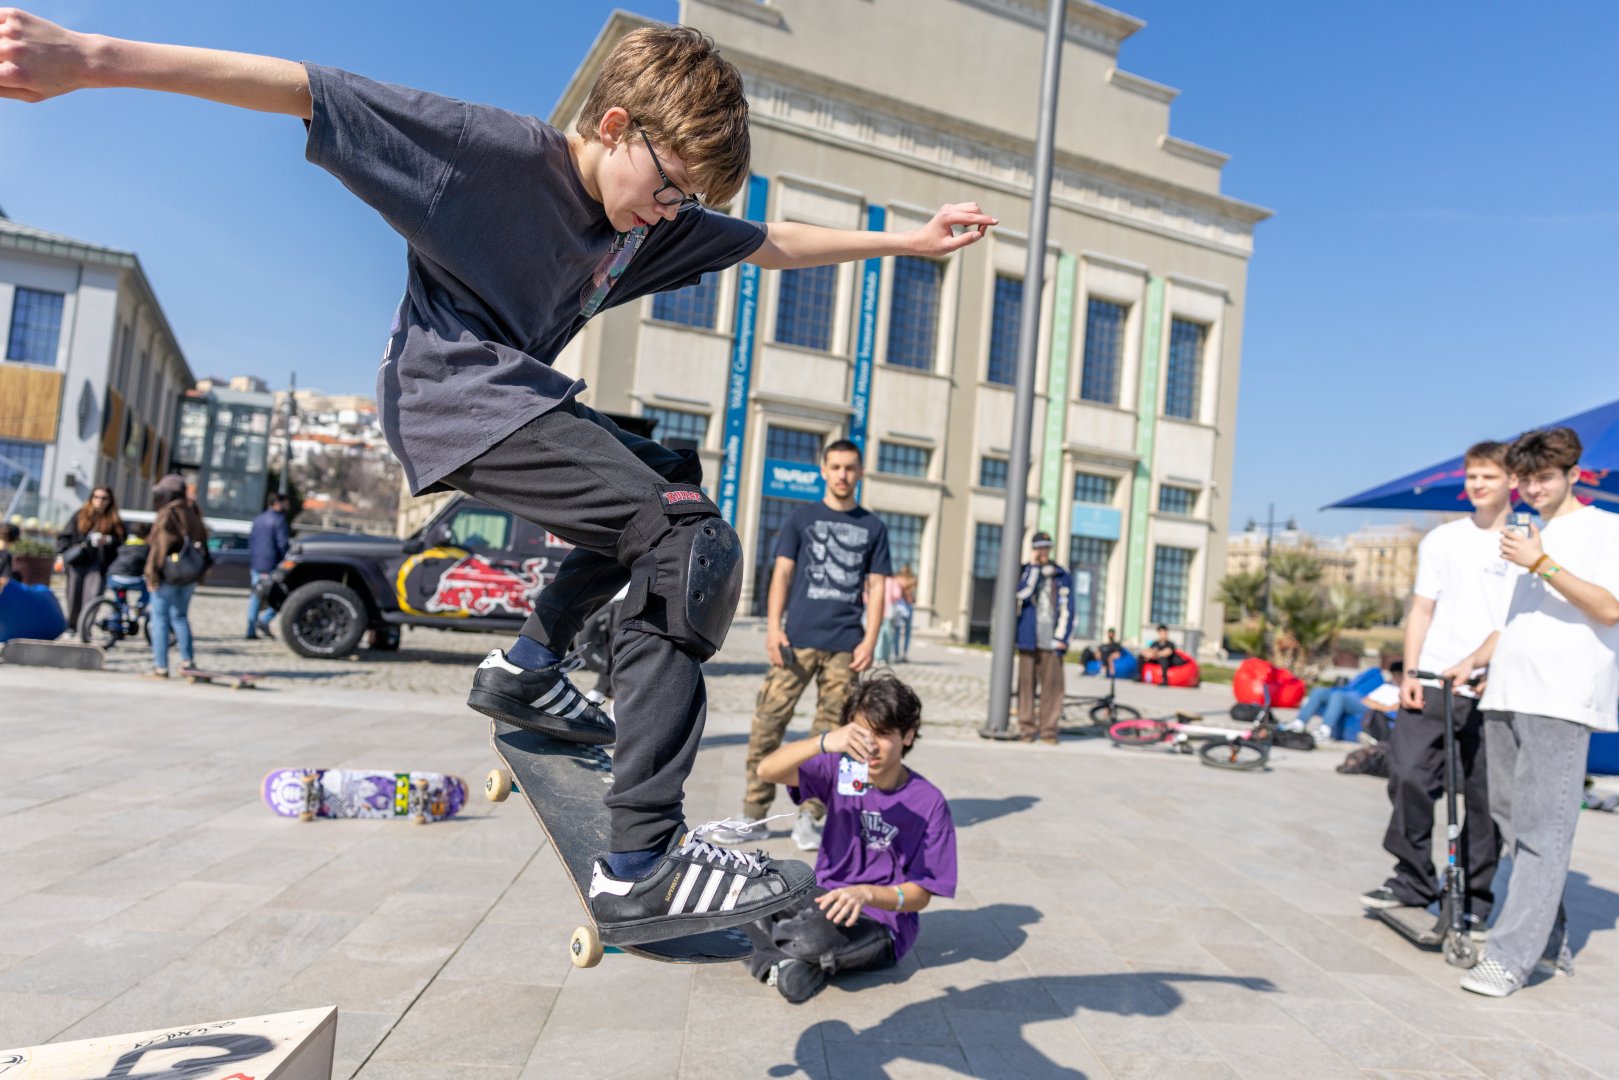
[262,769,468,822]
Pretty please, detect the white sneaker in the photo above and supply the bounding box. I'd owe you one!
[1460,956,1523,998]
[705,816,764,846]
[792,808,822,851]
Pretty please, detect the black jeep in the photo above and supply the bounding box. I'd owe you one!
[263,494,578,659]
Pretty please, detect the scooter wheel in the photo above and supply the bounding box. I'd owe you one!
[1443,929,1477,969]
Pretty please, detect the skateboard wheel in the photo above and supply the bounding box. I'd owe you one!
[570,925,603,969]
[485,767,514,803]
[298,811,313,823]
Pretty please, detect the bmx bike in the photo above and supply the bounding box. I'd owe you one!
[1106,709,1275,770]
[1062,665,1142,726]
[78,582,154,649]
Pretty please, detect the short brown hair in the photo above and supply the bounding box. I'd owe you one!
[1463,440,1508,468]
[576,25,751,208]
[1507,427,1582,476]
[839,674,923,757]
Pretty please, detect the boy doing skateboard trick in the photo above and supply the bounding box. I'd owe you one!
[0,8,995,940]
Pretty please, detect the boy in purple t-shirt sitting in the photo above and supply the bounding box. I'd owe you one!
[748,674,957,1003]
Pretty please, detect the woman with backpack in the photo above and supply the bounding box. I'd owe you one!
[56,485,126,628]
[144,474,209,677]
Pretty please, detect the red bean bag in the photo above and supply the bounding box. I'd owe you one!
[1139,650,1201,687]
[1233,657,1306,708]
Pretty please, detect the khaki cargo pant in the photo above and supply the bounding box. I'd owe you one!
[743,647,854,819]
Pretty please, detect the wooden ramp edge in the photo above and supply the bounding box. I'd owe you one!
[0,1005,337,1079]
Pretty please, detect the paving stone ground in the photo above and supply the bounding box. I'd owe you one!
[6,594,1619,1078]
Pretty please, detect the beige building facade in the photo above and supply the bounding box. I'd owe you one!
[555,0,1269,651]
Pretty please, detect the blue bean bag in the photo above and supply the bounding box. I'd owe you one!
[0,579,68,643]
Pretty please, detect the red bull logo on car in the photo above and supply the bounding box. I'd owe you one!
[395,548,560,618]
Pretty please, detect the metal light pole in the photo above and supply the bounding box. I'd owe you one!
[983,0,1066,737]
[279,371,296,498]
[1245,503,1295,660]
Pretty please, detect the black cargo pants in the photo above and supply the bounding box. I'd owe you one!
[1382,685,1499,917]
[443,399,713,854]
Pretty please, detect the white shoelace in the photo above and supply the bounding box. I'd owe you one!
[682,814,796,872]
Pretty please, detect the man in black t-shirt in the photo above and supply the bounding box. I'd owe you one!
[714,440,891,851]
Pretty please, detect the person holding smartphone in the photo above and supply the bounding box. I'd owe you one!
[717,440,891,850]
[744,674,956,1003]
[1360,441,1515,922]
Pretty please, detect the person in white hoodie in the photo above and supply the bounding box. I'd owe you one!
[1445,427,1619,997]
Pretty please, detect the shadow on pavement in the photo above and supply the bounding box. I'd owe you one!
[770,971,1276,1079]
[949,795,1040,829]
[1565,870,1619,956]
[909,903,1041,968]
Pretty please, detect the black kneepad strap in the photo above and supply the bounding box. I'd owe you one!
[626,486,744,659]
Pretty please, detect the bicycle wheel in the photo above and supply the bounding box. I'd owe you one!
[79,599,125,648]
[1199,737,1269,771]
[1108,717,1168,747]
[1091,701,1143,726]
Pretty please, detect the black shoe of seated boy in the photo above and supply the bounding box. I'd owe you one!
[770,958,829,1004]
[467,649,615,746]
[586,820,815,945]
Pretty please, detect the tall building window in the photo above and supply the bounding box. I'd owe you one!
[0,438,47,495]
[6,288,65,366]
[765,425,823,464]
[1068,535,1113,639]
[978,457,1008,489]
[753,495,802,616]
[775,264,838,351]
[651,276,718,329]
[876,511,924,576]
[1080,298,1126,405]
[1072,472,1117,506]
[1158,485,1199,516]
[886,256,942,371]
[642,406,708,451]
[972,523,1003,579]
[1164,318,1206,421]
[986,275,1022,385]
[1150,545,1195,625]
[876,442,929,478]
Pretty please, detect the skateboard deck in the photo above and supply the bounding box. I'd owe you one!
[180,667,259,689]
[1,638,104,670]
[262,768,468,823]
[487,719,752,967]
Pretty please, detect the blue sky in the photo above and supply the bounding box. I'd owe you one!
[3,1,1614,534]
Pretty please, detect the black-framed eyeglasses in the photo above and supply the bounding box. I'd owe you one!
[639,130,701,212]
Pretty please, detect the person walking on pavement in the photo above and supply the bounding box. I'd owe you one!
[1360,441,1513,924]
[1015,531,1073,744]
[247,492,291,639]
[145,473,209,678]
[714,440,891,850]
[56,485,125,628]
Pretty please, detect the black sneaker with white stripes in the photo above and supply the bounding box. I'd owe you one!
[467,649,616,746]
[587,819,815,946]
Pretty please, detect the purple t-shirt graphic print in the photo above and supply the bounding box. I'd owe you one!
[791,752,957,960]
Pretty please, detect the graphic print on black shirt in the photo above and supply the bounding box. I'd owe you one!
[775,503,892,653]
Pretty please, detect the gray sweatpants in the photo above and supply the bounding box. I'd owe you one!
[444,400,711,854]
[1483,710,1589,981]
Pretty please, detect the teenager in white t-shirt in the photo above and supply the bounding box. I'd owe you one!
[1359,442,1515,923]
[1443,427,1619,998]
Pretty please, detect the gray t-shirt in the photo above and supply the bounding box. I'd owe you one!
[303,65,767,493]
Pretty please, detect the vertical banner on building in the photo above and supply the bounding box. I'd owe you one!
[1037,254,1077,538]
[718,174,770,525]
[847,205,886,454]
[1121,275,1165,638]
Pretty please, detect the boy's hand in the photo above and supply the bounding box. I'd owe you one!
[824,723,876,763]
[851,640,874,673]
[1501,522,1544,570]
[1399,673,1425,711]
[0,9,95,103]
[909,202,998,256]
[765,626,792,667]
[815,885,868,928]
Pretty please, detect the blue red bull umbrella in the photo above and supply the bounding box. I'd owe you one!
[1325,396,1619,513]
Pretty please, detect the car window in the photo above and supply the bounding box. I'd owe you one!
[207,536,249,552]
[448,508,513,553]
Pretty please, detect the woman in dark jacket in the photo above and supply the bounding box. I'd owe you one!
[145,474,209,677]
[56,485,126,627]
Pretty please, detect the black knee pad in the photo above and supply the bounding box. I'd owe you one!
[623,486,743,660]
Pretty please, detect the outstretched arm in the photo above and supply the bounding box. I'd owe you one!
[0,8,311,117]
[746,203,997,270]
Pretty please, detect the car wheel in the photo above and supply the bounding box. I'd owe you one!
[282,580,368,659]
